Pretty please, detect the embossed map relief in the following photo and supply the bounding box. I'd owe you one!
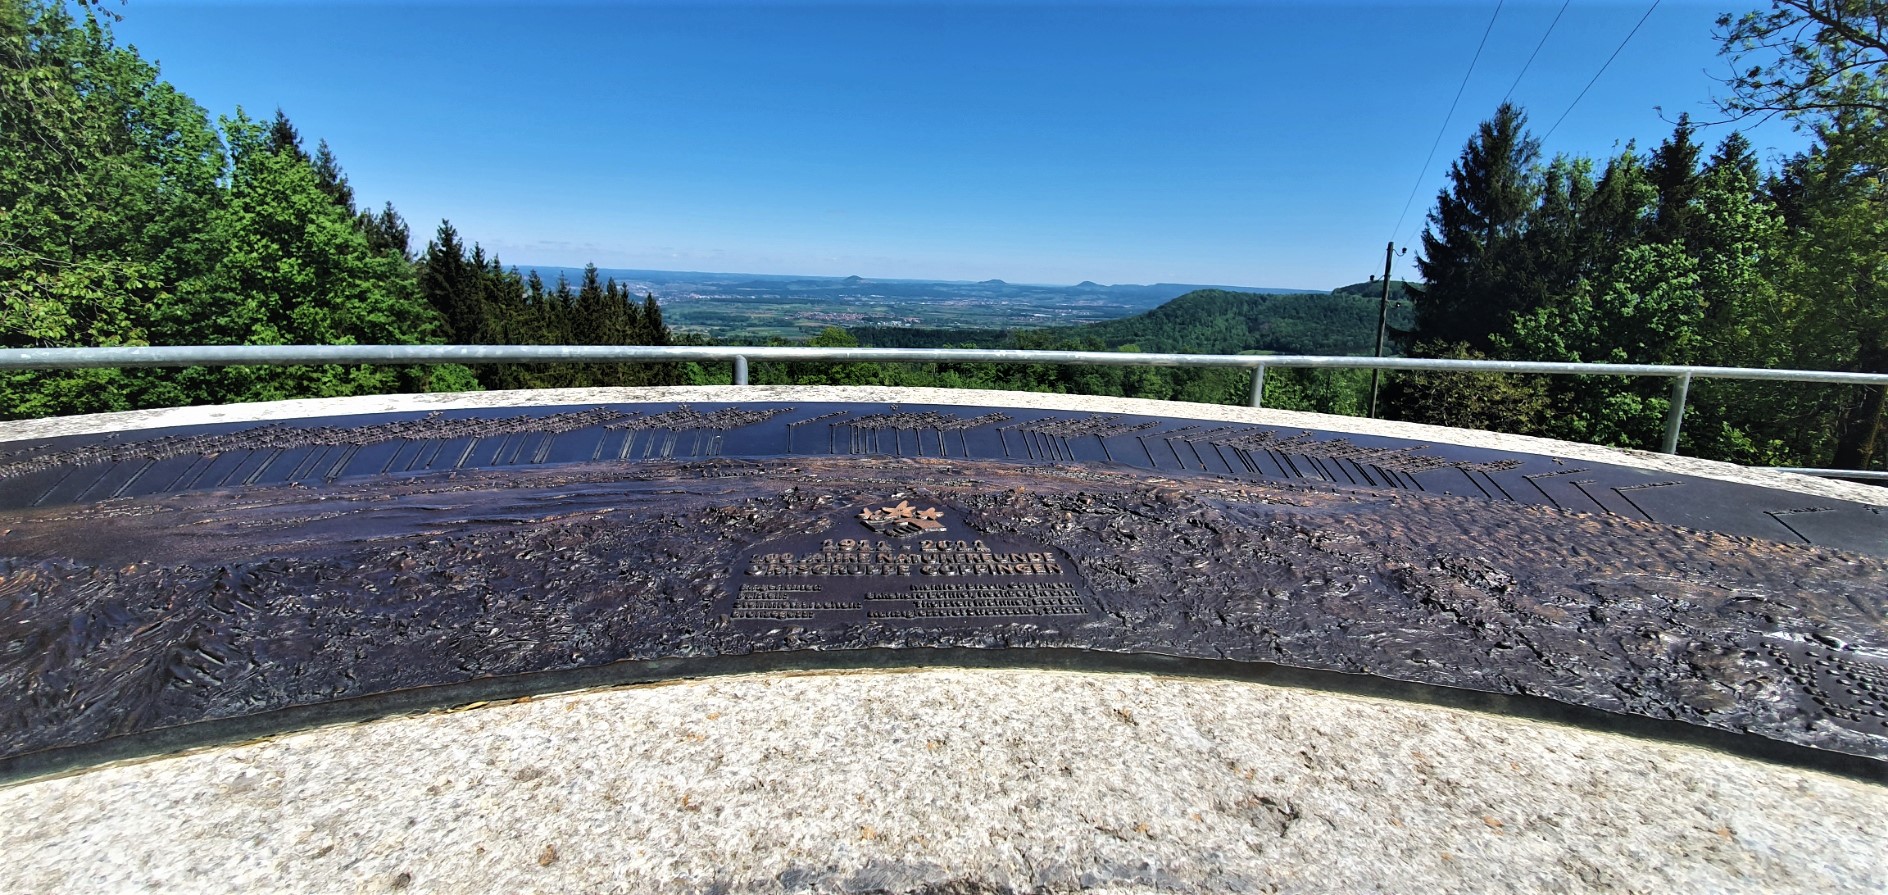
[0,402,1884,780]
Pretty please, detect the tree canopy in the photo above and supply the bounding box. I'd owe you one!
[0,0,675,418]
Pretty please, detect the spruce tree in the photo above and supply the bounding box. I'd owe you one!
[572,265,610,386]
[1647,114,1703,245]
[359,202,411,259]
[311,139,355,212]
[550,272,579,386]
[1412,102,1541,351]
[419,220,485,344]
[522,269,552,342]
[1714,131,1752,183]
[642,291,679,385]
[479,256,528,389]
[265,107,305,160]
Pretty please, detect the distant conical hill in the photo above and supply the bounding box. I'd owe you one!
[1330,279,1416,302]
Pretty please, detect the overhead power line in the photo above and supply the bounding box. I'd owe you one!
[1503,0,1572,102]
[1391,0,1505,245]
[1542,0,1662,141]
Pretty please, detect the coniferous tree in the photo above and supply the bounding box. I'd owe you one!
[490,258,531,389]
[642,291,681,384]
[571,265,613,385]
[550,272,579,386]
[523,269,554,341]
[1647,114,1704,245]
[574,265,607,338]
[552,273,576,327]
[359,202,411,259]
[311,139,355,212]
[419,221,486,344]
[1412,101,1541,351]
[264,107,305,160]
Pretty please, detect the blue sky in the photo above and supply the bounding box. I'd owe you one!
[115,1,1808,288]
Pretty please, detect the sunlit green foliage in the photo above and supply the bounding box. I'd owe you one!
[0,0,221,414]
[0,0,675,418]
[1398,26,1888,471]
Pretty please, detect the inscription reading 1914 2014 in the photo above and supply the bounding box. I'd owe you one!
[724,501,1093,623]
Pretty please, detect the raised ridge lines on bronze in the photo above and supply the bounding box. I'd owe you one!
[1,403,1884,557]
[995,413,1163,463]
[830,409,1013,457]
[1,407,637,507]
[603,404,792,432]
[1,452,1885,780]
[0,408,629,483]
[601,405,793,458]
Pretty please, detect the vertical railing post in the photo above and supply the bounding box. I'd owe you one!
[1249,364,1266,408]
[734,355,748,386]
[1661,372,1691,454]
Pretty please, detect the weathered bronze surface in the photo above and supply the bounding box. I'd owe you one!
[727,501,1094,623]
[0,403,1884,780]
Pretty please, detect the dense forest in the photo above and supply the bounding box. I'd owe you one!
[1381,137,1866,465]
[1372,1,1888,471]
[5,0,1887,472]
[0,0,675,418]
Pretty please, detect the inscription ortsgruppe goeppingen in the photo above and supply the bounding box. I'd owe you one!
[0,401,1885,781]
[727,502,1092,622]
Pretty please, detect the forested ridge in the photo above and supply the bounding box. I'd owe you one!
[5,0,1888,472]
[849,288,1412,357]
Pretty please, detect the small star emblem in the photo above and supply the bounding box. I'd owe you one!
[858,500,948,537]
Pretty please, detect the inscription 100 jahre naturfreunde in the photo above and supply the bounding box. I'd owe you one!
[731,519,1089,621]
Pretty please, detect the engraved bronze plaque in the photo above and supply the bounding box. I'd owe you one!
[1,401,1885,782]
[1760,636,1888,736]
[726,502,1094,624]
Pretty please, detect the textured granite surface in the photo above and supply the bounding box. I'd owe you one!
[3,670,1883,895]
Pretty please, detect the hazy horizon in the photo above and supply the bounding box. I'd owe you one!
[506,262,1339,293]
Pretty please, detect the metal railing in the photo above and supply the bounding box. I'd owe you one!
[4,344,1887,469]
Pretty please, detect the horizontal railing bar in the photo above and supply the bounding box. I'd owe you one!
[1765,467,1888,481]
[3,345,1887,386]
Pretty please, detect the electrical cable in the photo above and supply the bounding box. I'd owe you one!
[1503,0,1571,102]
[1390,0,1504,248]
[1542,0,1662,141]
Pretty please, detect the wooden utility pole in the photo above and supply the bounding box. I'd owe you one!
[1368,241,1394,419]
